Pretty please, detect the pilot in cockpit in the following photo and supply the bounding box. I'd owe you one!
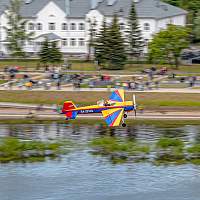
[97,99,111,106]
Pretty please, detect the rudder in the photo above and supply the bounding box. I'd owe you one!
[62,101,76,113]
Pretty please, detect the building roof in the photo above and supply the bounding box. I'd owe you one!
[35,33,61,40]
[97,0,187,19]
[0,0,187,19]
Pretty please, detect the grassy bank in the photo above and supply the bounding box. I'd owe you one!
[1,91,200,111]
[0,118,200,128]
[0,137,72,163]
[90,136,200,165]
[1,59,200,73]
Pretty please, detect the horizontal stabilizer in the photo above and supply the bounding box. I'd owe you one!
[65,111,78,119]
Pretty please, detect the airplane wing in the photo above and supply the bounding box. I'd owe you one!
[102,108,124,127]
[109,89,124,102]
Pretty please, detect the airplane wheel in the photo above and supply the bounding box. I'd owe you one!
[122,123,126,127]
[123,114,127,118]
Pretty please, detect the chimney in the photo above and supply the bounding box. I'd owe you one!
[107,0,117,6]
[65,0,70,16]
[91,0,103,9]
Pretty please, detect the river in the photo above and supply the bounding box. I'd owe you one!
[0,123,200,200]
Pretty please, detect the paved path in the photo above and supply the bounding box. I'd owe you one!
[1,86,200,93]
[1,106,200,120]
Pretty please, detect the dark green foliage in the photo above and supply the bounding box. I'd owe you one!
[39,40,62,65]
[4,0,34,57]
[148,25,190,68]
[156,137,184,149]
[49,41,63,64]
[94,15,127,69]
[87,18,97,60]
[39,39,50,64]
[94,19,110,66]
[108,15,127,69]
[0,137,66,163]
[193,11,200,41]
[126,1,144,59]
[164,0,200,23]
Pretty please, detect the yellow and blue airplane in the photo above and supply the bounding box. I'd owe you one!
[62,89,136,127]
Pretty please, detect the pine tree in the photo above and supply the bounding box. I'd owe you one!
[87,18,97,60]
[126,1,144,59]
[193,11,200,41]
[108,15,127,70]
[4,0,34,57]
[49,41,63,65]
[39,39,50,65]
[94,19,110,67]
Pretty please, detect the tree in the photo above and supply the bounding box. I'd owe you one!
[87,18,97,60]
[193,11,200,41]
[49,41,63,65]
[126,1,144,59]
[148,25,190,68]
[39,39,50,65]
[94,19,110,67]
[39,40,63,66]
[4,0,33,57]
[107,14,127,70]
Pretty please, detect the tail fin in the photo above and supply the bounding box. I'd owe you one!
[62,101,76,113]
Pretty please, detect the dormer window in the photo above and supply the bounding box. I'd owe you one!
[36,23,42,30]
[62,23,68,30]
[70,23,76,30]
[49,23,56,30]
[28,23,34,30]
[144,23,150,31]
[79,23,85,30]
[120,23,125,30]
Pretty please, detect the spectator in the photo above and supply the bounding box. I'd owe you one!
[57,81,61,90]
[155,81,159,89]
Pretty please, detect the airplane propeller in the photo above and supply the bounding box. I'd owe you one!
[133,94,137,117]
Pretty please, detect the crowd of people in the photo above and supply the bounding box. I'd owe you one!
[1,65,199,91]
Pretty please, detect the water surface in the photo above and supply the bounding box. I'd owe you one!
[0,123,200,200]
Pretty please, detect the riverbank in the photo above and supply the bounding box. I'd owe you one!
[0,118,200,128]
[1,90,200,111]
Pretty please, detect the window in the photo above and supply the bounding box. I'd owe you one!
[62,23,68,30]
[28,23,34,30]
[70,38,76,46]
[62,39,68,46]
[78,38,85,46]
[120,23,125,30]
[79,23,85,30]
[144,23,150,31]
[36,42,42,46]
[49,23,56,30]
[70,23,76,30]
[36,23,42,30]
[28,40,34,46]
[144,39,149,46]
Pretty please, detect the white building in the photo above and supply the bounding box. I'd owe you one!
[0,0,187,56]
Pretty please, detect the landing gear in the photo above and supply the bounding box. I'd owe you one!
[122,123,126,127]
[123,114,127,118]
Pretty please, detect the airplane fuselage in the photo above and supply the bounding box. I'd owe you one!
[63,101,134,115]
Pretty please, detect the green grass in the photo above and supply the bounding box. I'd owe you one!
[90,136,150,154]
[90,136,150,163]
[0,119,200,128]
[1,91,200,111]
[156,137,184,149]
[1,59,200,73]
[0,80,8,84]
[155,137,185,163]
[0,137,73,163]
